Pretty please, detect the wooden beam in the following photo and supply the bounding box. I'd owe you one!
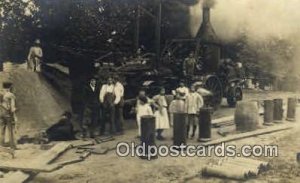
[212,116,234,125]
[1,171,30,183]
[35,142,71,165]
[0,142,71,173]
[202,124,293,146]
[0,163,61,173]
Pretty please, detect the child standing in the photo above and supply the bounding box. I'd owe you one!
[169,91,187,126]
[186,86,204,138]
[153,87,170,140]
[136,96,153,137]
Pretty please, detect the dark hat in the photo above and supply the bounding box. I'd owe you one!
[2,82,13,89]
[139,96,148,104]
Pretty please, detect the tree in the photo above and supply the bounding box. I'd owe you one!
[0,0,40,62]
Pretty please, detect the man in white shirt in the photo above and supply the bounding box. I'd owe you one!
[27,39,43,72]
[99,77,116,135]
[186,86,204,138]
[113,75,125,135]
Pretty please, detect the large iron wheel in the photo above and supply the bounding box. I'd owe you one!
[204,75,223,108]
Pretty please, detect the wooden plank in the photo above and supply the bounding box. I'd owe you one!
[212,116,234,127]
[0,142,70,173]
[1,171,30,183]
[0,162,61,172]
[34,142,71,165]
[212,116,234,125]
[202,124,293,146]
[70,140,95,148]
[56,158,83,167]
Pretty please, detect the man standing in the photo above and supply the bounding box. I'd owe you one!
[27,39,43,72]
[99,77,116,135]
[0,82,17,149]
[113,75,124,135]
[183,51,197,83]
[83,77,101,137]
[186,86,204,138]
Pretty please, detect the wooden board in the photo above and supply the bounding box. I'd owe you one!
[202,124,293,146]
[212,116,234,127]
[1,171,30,183]
[35,142,71,164]
[0,142,71,173]
[70,140,95,148]
[0,162,60,172]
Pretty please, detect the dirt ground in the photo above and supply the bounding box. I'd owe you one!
[30,92,300,183]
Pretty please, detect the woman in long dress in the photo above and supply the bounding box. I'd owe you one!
[153,87,170,140]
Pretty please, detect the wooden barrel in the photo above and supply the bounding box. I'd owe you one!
[263,100,274,126]
[173,113,187,147]
[287,98,297,122]
[198,107,212,142]
[273,99,283,123]
[235,101,259,132]
[3,62,13,72]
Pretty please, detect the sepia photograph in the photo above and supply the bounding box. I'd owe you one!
[0,0,300,182]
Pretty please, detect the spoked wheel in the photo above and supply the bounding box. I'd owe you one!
[204,75,223,109]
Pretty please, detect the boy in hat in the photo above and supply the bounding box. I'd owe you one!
[0,82,17,149]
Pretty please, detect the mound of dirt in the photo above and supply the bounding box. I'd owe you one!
[0,65,70,134]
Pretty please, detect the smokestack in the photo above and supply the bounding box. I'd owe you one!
[203,7,210,24]
[196,6,218,44]
[196,3,220,73]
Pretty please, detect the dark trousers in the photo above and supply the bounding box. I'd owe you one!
[115,98,124,133]
[83,105,100,137]
[0,117,16,149]
[101,106,115,134]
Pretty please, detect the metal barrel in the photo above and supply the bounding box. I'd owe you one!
[263,100,274,126]
[273,98,283,123]
[141,115,156,146]
[287,98,297,122]
[173,113,187,146]
[198,107,212,142]
[140,115,156,159]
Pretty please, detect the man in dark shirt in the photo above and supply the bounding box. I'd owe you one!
[82,77,101,137]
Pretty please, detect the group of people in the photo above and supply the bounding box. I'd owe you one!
[79,75,125,138]
[136,80,204,140]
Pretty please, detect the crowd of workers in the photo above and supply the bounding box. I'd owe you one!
[0,40,240,149]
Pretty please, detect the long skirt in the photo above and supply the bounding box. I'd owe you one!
[154,108,170,129]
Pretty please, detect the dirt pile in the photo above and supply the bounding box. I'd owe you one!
[0,65,70,134]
